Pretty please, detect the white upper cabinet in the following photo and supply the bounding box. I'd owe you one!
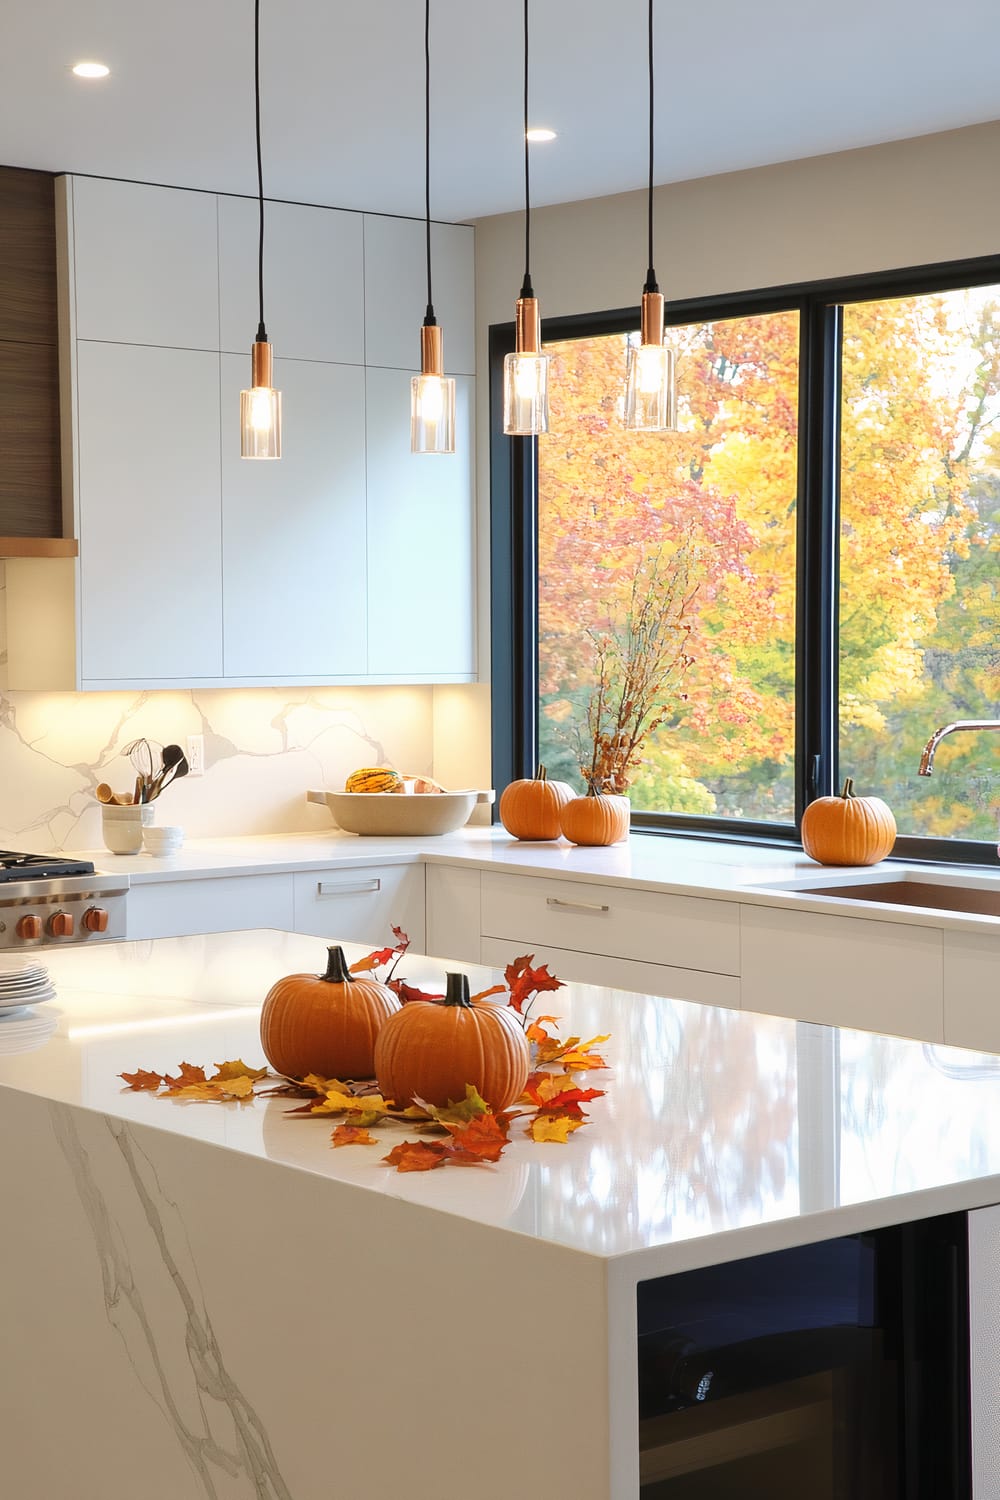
[69,177,219,350]
[364,367,475,677]
[220,354,368,680]
[217,196,365,365]
[77,341,224,682]
[363,216,475,374]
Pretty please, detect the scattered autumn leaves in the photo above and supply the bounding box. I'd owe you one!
[118,941,611,1173]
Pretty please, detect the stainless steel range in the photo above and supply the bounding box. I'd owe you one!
[0,853,128,949]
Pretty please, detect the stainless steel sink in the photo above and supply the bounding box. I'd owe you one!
[756,871,1000,918]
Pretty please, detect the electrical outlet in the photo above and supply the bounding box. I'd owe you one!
[186,734,205,777]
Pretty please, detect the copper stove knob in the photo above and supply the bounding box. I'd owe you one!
[83,906,109,933]
[16,915,42,940]
[48,911,74,938]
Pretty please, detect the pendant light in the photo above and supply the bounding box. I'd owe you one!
[624,0,677,432]
[503,0,549,437]
[411,0,456,454]
[240,0,282,459]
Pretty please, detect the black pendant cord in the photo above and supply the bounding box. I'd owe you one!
[520,0,533,300]
[645,0,658,296]
[423,0,435,326]
[254,0,267,342]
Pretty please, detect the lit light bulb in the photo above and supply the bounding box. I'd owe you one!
[636,343,664,395]
[410,371,456,454]
[514,354,542,400]
[417,374,445,424]
[250,386,275,433]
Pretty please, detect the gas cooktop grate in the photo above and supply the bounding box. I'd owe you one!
[0,853,96,883]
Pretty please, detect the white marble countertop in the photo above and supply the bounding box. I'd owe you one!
[3,927,1000,1279]
[66,824,1000,933]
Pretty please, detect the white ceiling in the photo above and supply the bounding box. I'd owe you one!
[1,0,999,223]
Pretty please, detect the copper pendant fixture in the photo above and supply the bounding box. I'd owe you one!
[503,0,550,437]
[411,0,456,454]
[240,0,282,459]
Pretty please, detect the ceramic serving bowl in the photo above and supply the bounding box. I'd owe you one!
[307,788,494,836]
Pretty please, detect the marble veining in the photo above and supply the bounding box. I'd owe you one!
[0,682,437,851]
[51,1102,293,1499]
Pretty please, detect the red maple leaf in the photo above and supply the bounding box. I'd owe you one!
[382,1139,454,1172]
[119,1068,164,1091]
[388,979,443,1004]
[162,1062,207,1088]
[504,954,564,1015]
[443,1112,510,1163]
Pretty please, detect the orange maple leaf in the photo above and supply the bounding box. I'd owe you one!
[504,955,564,1015]
[162,1062,207,1088]
[470,984,507,1004]
[383,1139,454,1172]
[443,1112,510,1163]
[350,948,395,974]
[119,1068,164,1091]
[331,1124,376,1148]
[210,1059,268,1083]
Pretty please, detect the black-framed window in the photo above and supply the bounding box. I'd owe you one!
[491,256,1000,865]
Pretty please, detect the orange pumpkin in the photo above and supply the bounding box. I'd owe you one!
[499,763,574,841]
[260,945,400,1080]
[800,778,896,866]
[560,786,630,846]
[374,972,530,1111]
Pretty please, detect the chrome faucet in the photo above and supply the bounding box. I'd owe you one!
[918,720,1000,776]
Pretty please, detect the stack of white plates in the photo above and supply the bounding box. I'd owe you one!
[0,962,56,1018]
[0,1011,58,1055]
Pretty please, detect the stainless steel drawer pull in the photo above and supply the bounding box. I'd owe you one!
[317,878,381,897]
[545,897,610,915]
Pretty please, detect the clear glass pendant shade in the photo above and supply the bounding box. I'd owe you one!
[503,350,550,436]
[240,384,282,459]
[410,372,456,454]
[624,340,677,432]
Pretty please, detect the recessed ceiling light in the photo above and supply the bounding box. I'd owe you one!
[526,127,557,143]
[72,61,110,79]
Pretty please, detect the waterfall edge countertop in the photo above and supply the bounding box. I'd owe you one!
[3,928,1000,1500]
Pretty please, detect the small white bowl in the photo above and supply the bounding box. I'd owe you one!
[143,826,185,856]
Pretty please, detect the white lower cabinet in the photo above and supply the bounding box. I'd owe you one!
[944,932,1000,1051]
[740,905,946,1040]
[292,864,425,950]
[127,875,294,940]
[480,937,740,1007]
[425,863,482,963]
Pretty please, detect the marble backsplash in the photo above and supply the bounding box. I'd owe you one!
[0,564,438,852]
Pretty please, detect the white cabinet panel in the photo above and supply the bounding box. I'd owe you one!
[77,341,223,682]
[218,195,365,364]
[481,872,741,975]
[480,937,740,1008]
[944,933,1000,1052]
[364,368,475,678]
[127,875,294,940]
[426,864,481,963]
[70,177,219,350]
[292,865,425,949]
[221,355,367,679]
[740,906,944,1040]
[363,216,475,374]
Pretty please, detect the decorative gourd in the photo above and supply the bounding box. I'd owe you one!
[800,778,896,866]
[345,766,403,794]
[260,945,400,1080]
[374,972,530,1111]
[559,784,630,846]
[499,763,574,841]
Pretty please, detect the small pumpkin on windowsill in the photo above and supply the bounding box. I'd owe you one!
[499,763,574,841]
[800,778,897,867]
[559,782,631,847]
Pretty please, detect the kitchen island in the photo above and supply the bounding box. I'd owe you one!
[2,930,1000,1498]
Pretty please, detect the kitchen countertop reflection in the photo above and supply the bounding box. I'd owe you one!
[2,928,1000,1275]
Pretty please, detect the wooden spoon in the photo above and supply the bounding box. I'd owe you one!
[96,783,121,805]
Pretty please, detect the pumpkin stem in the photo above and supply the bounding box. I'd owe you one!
[442,972,472,1008]
[841,777,855,799]
[586,779,600,798]
[322,945,353,983]
[535,763,547,781]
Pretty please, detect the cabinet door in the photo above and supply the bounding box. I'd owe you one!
[70,177,219,350]
[77,341,224,682]
[220,354,367,679]
[292,865,425,949]
[218,195,365,364]
[364,367,475,678]
[944,933,1000,1051]
[363,215,475,374]
[127,875,294,940]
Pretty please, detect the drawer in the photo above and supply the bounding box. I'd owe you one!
[480,873,740,975]
[292,864,425,949]
[480,937,740,1008]
[127,874,294,940]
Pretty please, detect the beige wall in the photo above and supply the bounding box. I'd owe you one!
[451,119,1000,791]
